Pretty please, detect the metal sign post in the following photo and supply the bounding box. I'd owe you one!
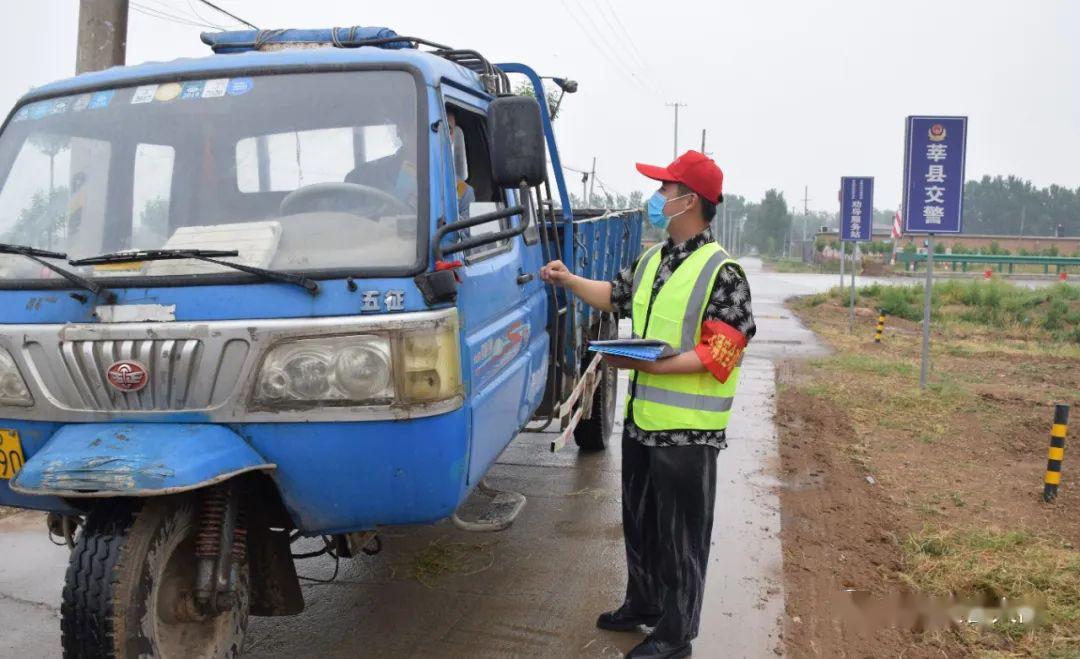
[840,177,874,332]
[920,235,934,387]
[849,242,858,332]
[902,116,968,388]
[839,241,845,293]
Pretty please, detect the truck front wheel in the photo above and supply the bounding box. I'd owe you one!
[61,497,249,658]
[574,318,619,451]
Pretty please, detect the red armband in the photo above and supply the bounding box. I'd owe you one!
[694,320,747,383]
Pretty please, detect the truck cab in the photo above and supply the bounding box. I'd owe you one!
[0,27,640,656]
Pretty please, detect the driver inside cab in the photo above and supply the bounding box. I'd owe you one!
[344,123,418,210]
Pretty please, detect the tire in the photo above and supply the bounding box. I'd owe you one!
[61,497,249,659]
[575,318,619,451]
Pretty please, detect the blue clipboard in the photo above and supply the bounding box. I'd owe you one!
[587,339,675,362]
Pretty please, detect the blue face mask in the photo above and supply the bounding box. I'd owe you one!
[646,191,691,230]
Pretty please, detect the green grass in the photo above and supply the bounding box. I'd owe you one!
[844,280,1080,342]
[902,528,1080,654]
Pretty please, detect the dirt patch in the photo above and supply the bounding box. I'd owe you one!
[777,293,1080,658]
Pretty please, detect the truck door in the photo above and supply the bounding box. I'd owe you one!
[445,101,549,484]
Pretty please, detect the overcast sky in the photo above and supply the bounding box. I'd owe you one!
[2,0,1078,214]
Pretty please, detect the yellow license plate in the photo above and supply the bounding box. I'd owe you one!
[0,429,25,480]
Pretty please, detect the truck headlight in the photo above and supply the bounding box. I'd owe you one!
[251,311,462,409]
[254,336,393,406]
[0,348,32,407]
[400,321,461,403]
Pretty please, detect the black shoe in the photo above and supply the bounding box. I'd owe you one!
[625,637,692,659]
[595,604,662,632]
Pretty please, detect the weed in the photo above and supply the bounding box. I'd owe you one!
[902,528,1080,654]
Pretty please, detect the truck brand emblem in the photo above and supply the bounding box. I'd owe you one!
[106,360,149,393]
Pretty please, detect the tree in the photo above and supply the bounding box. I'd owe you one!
[512,82,564,121]
[28,132,70,192]
[132,197,170,248]
[2,186,70,250]
[743,189,791,256]
[963,176,1080,236]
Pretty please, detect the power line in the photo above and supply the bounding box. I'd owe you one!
[185,0,229,28]
[155,0,230,29]
[575,1,653,92]
[596,0,649,72]
[130,2,225,29]
[558,0,648,93]
[194,0,258,29]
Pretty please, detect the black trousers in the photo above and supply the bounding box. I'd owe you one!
[621,430,719,644]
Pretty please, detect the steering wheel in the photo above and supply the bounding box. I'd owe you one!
[278,182,412,217]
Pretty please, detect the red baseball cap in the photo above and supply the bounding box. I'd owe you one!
[636,150,724,203]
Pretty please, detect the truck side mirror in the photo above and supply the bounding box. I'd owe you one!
[488,96,547,188]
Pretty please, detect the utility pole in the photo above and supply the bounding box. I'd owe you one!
[581,172,588,209]
[700,128,706,153]
[665,102,686,159]
[801,185,811,262]
[587,157,597,205]
[77,0,129,74]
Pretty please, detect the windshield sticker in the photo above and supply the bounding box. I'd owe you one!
[72,94,92,112]
[202,79,229,98]
[28,102,51,120]
[131,84,158,104]
[180,81,205,99]
[88,90,114,109]
[49,98,70,115]
[227,78,253,95]
[154,82,182,102]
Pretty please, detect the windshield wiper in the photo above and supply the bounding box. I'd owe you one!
[69,249,320,296]
[0,242,115,304]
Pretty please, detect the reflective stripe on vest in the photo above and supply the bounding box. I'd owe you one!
[633,383,735,413]
[628,240,743,432]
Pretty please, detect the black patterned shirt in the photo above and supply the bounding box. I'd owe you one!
[609,228,755,449]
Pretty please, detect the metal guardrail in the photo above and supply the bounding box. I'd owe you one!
[897,252,1080,273]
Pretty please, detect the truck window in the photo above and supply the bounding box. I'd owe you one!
[0,132,111,277]
[0,70,423,281]
[450,105,510,262]
[131,143,174,249]
[236,128,356,193]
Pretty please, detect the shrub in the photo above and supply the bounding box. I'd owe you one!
[878,286,923,321]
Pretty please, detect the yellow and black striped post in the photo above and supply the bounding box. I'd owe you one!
[874,309,886,343]
[1044,404,1070,502]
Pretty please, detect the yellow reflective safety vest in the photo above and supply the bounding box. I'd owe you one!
[629,241,743,431]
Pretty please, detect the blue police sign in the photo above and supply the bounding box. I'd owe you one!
[840,176,874,242]
[902,116,968,234]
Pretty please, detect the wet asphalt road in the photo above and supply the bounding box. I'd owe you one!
[1,261,886,658]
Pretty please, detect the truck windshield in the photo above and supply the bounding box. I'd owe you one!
[0,70,421,283]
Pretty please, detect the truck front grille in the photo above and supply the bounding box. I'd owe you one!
[24,337,250,412]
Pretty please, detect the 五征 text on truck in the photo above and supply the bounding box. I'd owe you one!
[0,27,642,656]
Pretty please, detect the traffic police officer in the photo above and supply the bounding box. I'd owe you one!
[541,151,755,659]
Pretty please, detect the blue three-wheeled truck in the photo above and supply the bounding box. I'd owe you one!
[0,27,642,656]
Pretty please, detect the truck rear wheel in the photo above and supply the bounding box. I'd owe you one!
[61,497,249,659]
[575,317,618,451]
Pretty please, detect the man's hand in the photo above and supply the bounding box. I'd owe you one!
[540,260,616,312]
[540,260,574,287]
[602,350,708,375]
